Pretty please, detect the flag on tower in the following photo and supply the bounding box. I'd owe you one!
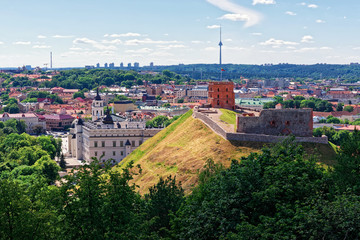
[221,68,225,71]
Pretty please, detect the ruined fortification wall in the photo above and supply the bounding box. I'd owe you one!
[237,109,313,137]
[193,110,327,144]
[193,111,227,139]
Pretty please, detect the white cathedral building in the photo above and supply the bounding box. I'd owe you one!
[68,89,161,164]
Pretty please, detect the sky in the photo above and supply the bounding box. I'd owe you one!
[0,0,359,68]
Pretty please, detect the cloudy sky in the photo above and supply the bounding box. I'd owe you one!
[0,0,359,68]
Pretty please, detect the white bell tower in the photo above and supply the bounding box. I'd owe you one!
[92,88,104,121]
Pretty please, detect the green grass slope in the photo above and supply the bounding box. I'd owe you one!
[115,110,337,194]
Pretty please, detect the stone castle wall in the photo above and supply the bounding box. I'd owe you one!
[237,109,313,137]
[193,110,328,144]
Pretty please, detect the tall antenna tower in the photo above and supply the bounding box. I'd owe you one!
[50,52,52,69]
[219,26,223,66]
[219,26,223,81]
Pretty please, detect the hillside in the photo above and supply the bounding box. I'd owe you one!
[115,110,337,194]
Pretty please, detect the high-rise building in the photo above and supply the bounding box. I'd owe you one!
[104,63,108,68]
[150,62,154,67]
[96,63,100,68]
[120,62,124,68]
[127,63,131,68]
[134,62,139,68]
[109,63,114,68]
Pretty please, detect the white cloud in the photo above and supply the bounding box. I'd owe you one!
[301,35,314,43]
[260,38,298,46]
[53,35,74,38]
[204,47,217,51]
[149,52,173,57]
[252,0,276,5]
[125,48,153,53]
[308,4,318,8]
[37,35,47,39]
[207,0,262,27]
[225,39,233,42]
[224,46,245,51]
[61,50,115,58]
[300,2,306,6]
[191,40,204,44]
[69,47,82,51]
[251,32,262,36]
[105,32,142,38]
[316,19,325,23]
[101,39,123,45]
[207,25,220,29]
[294,47,332,52]
[33,45,51,49]
[13,41,31,45]
[73,38,117,50]
[158,44,186,50]
[219,13,249,22]
[124,38,179,46]
[294,47,317,52]
[285,11,297,16]
[0,41,4,45]
[353,47,360,50]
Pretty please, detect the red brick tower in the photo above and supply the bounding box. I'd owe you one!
[208,81,235,110]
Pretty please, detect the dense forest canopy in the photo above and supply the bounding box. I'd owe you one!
[2,134,360,239]
[2,63,360,90]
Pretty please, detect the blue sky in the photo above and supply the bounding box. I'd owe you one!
[0,0,359,68]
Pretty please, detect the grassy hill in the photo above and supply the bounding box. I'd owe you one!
[114,110,337,194]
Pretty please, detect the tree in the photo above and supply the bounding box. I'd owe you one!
[156,95,162,100]
[145,176,184,238]
[333,130,360,194]
[162,103,171,108]
[177,99,184,103]
[174,138,327,239]
[336,103,344,111]
[59,153,66,170]
[344,105,354,112]
[73,91,85,99]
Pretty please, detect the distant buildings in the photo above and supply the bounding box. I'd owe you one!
[68,92,161,163]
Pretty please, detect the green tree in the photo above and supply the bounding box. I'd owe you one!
[73,91,85,99]
[174,138,327,239]
[336,103,344,111]
[145,176,184,238]
[344,105,354,112]
[59,153,66,170]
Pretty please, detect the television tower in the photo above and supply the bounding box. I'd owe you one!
[219,26,223,81]
[219,26,223,66]
[50,52,52,69]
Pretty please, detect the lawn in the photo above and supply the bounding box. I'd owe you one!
[219,108,237,130]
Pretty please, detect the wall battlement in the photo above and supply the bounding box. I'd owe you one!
[193,109,327,144]
[237,108,313,137]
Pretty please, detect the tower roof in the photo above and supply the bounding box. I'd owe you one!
[102,107,114,124]
[125,139,131,146]
[95,88,102,101]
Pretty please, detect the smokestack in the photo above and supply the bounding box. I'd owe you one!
[50,52,52,69]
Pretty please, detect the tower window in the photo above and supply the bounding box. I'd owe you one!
[101,141,105,147]
[218,88,220,92]
[94,141,98,147]
[226,88,228,92]
[113,141,116,147]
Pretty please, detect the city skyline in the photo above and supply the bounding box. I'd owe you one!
[0,0,359,68]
